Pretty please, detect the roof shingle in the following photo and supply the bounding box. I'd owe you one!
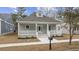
[17,12,61,22]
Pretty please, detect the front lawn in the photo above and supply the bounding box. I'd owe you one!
[0,33,39,44]
[0,42,79,51]
[55,34,79,40]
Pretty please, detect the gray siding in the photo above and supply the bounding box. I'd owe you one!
[0,14,14,35]
[1,21,14,34]
[0,14,13,24]
[20,24,35,31]
[1,21,6,34]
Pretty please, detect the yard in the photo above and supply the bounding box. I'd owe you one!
[0,33,79,44]
[0,33,79,51]
[0,42,79,51]
[55,34,79,40]
[0,33,39,44]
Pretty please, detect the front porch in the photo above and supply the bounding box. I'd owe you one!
[18,23,62,38]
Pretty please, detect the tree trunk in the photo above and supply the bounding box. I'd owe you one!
[69,34,72,45]
[69,24,72,45]
[49,39,52,50]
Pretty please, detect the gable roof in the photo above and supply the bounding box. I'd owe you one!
[17,12,61,23]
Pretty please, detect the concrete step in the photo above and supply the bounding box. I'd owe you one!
[38,34,48,38]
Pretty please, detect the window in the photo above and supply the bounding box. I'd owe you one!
[50,24,56,30]
[26,25,29,29]
[38,26,41,31]
[49,25,51,31]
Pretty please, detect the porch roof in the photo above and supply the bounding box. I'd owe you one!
[17,16,61,23]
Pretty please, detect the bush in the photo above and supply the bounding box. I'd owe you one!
[18,36,37,39]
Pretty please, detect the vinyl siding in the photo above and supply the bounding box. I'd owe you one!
[0,14,13,24]
[1,21,6,34]
[19,24,36,37]
[1,21,14,34]
[0,14,14,35]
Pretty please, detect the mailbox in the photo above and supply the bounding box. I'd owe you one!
[48,35,54,40]
[48,35,54,50]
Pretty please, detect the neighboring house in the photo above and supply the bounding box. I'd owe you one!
[55,15,79,35]
[61,23,79,34]
[17,12,63,38]
[0,14,14,35]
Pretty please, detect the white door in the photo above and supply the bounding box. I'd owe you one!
[37,24,47,37]
[37,25,43,34]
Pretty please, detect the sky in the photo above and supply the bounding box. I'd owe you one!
[0,7,37,15]
[0,7,61,16]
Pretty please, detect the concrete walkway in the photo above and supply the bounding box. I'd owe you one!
[38,37,57,43]
[0,38,79,48]
[38,37,79,43]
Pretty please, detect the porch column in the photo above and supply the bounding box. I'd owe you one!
[36,24,38,37]
[47,24,50,37]
[18,23,20,35]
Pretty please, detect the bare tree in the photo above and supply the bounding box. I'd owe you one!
[58,7,79,45]
[12,7,26,32]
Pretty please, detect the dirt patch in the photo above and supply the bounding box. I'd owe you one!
[0,33,39,44]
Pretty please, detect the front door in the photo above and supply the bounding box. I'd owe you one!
[37,25,43,34]
[37,24,47,37]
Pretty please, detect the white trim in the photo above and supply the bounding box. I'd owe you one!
[18,23,20,35]
[36,24,38,37]
[47,24,50,37]
[17,21,62,24]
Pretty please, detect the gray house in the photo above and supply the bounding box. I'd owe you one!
[17,12,63,38]
[0,14,14,35]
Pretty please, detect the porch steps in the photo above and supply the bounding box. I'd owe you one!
[38,34,48,38]
[38,37,57,43]
[38,35,57,43]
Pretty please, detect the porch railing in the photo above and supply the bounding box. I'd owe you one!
[19,30,36,35]
[49,30,57,36]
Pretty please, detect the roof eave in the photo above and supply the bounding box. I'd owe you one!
[17,21,62,24]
